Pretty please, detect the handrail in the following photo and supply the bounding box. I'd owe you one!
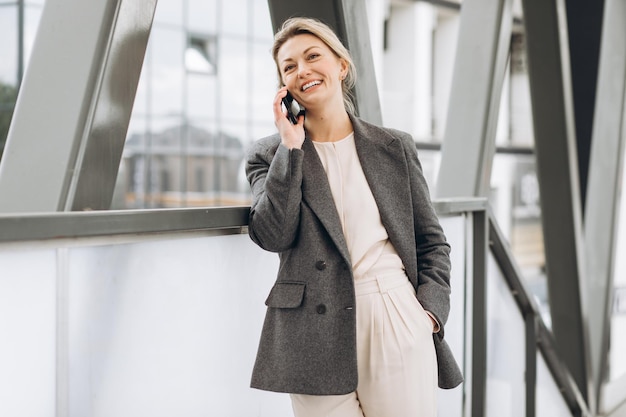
[0,197,591,416]
[0,198,485,243]
[0,206,250,243]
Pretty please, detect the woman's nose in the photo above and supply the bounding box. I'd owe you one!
[297,62,311,77]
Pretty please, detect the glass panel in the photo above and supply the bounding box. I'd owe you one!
[23,5,42,69]
[382,3,438,139]
[188,0,217,34]
[219,37,248,125]
[186,72,217,120]
[610,156,626,381]
[122,0,274,210]
[63,233,290,416]
[536,352,572,417]
[186,35,217,75]
[153,0,182,26]
[415,148,442,197]
[131,60,149,116]
[0,209,473,417]
[149,28,185,117]
[509,32,534,147]
[248,121,276,147]
[0,249,57,417]
[437,215,467,417]
[490,152,549,326]
[251,41,278,125]
[0,6,17,85]
[0,5,18,161]
[252,0,273,40]
[220,0,248,36]
[486,253,527,417]
[432,8,460,141]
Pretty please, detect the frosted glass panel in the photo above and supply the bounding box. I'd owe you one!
[536,352,571,417]
[0,249,57,417]
[611,156,626,381]
[486,254,526,417]
[437,215,467,417]
[64,233,290,417]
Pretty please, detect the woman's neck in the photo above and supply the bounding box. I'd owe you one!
[304,108,353,143]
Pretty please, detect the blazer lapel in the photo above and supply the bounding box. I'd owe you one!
[351,118,416,278]
[301,138,351,265]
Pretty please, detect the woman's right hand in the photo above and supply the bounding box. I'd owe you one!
[274,87,305,149]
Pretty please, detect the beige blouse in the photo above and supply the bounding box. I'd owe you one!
[312,132,405,281]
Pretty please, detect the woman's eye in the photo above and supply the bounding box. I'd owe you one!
[283,64,295,73]
[308,53,320,60]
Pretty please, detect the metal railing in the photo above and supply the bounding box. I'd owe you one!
[0,199,592,416]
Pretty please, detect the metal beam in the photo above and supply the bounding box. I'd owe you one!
[584,0,626,411]
[0,0,157,212]
[266,0,382,125]
[436,0,513,198]
[520,0,593,406]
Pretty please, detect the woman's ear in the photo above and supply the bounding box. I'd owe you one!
[339,58,349,79]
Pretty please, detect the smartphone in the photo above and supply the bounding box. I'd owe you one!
[281,91,305,124]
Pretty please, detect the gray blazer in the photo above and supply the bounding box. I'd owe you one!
[245,115,463,394]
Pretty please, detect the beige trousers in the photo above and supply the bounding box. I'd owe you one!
[291,273,438,417]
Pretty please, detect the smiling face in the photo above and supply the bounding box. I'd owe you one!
[276,33,348,112]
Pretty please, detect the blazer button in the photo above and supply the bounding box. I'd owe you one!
[316,304,327,314]
[315,260,327,271]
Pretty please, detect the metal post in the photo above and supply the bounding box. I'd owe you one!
[526,314,537,417]
[436,0,513,198]
[584,0,626,410]
[520,0,593,407]
[472,210,488,416]
[17,0,24,87]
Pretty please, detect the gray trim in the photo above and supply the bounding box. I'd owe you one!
[436,0,513,198]
[521,0,593,405]
[584,0,626,409]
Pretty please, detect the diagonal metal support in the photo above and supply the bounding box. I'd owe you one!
[436,0,513,198]
[584,0,626,411]
[0,0,157,212]
[266,0,382,125]
[520,0,593,407]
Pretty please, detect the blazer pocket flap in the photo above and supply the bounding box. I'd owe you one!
[265,282,305,308]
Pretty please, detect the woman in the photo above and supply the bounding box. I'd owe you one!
[245,17,462,417]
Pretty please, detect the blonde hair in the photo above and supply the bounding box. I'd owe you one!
[272,17,357,114]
